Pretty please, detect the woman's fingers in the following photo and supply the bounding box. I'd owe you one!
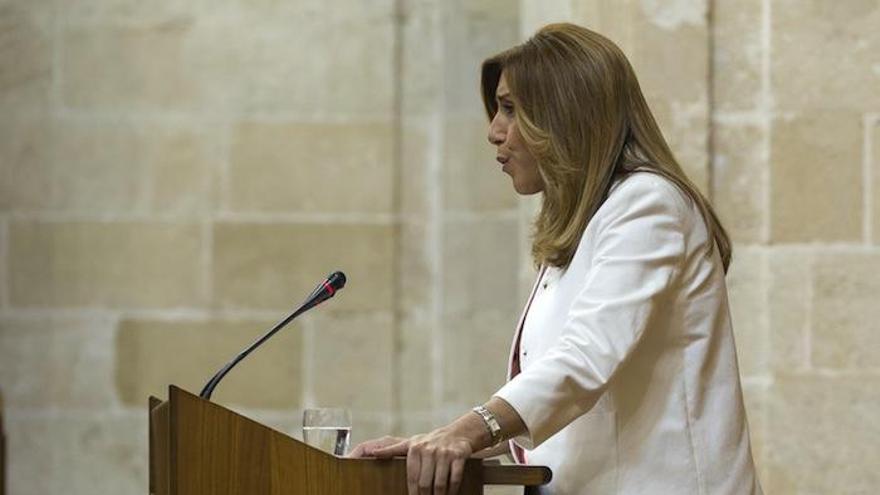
[406,444,422,495]
[349,436,407,458]
[448,457,465,495]
[348,442,368,458]
[372,439,411,458]
[433,453,450,495]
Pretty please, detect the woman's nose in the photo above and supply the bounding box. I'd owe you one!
[487,115,505,145]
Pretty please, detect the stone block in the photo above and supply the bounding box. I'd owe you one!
[397,313,434,413]
[3,118,215,214]
[767,248,810,371]
[874,122,880,245]
[204,0,394,25]
[228,122,393,213]
[764,374,880,494]
[400,122,431,217]
[149,125,218,215]
[9,221,204,308]
[184,17,394,117]
[770,112,862,243]
[442,1,520,116]
[0,116,52,211]
[60,23,198,111]
[712,123,766,243]
[305,312,393,413]
[398,222,431,311]
[443,118,518,212]
[441,219,520,317]
[0,315,116,409]
[648,97,710,196]
[0,6,51,99]
[442,311,517,408]
[521,0,572,34]
[712,0,763,112]
[725,247,768,378]
[115,317,301,409]
[58,0,197,23]
[772,0,880,111]
[5,412,147,494]
[811,251,880,369]
[632,16,708,106]
[213,222,393,311]
[400,8,444,117]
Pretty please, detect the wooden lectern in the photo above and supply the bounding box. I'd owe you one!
[149,386,551,494]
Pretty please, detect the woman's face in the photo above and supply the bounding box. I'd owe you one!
[487,71,544,195]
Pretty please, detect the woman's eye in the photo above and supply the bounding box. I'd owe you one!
[502,104,515,115]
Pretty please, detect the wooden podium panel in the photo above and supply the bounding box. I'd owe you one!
[150,386,550,495]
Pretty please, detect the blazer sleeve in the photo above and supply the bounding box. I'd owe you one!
[493,176,688,449]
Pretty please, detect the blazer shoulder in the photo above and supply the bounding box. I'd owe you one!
[601,171,690,220]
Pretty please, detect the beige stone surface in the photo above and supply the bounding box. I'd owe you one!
[58,0,198,22]
[4,118,216,214]
[442,311,517,408]
[441,0,520,116]
[632,19,708,106]
[772,0,880,111]
[9,221,204,308]
[149,126,218,215]
[398,222,431,310]
[399,121,431,218]
[712,123,766,243]
[0,116,52,211]
[764,374,880,494]
[441,219,520,317]
[725,247,768,378]
[767,249,810,371]
[443,118,518,212]
[874,122,880,245]
[0,6,51,99]
[306,312,393,412]
[5,413,147,494]
[0,315,116,408]
[571,1,710,195]
[213,222,393,311]
[228,122,393,213]
[61,23,198,111]
[811,251,880,369]
[184,17,395,117]
[770,111,863,242]
[648,97,710,196]
[711,0,763,112]
[115,317,301,408]
[400,7,444,117]
[397,313,435,413]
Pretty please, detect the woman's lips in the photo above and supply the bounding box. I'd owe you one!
[497,154,511,174]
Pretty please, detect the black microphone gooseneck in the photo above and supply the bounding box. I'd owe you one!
[199,271,347,400]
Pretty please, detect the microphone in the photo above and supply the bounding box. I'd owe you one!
[199,271,347,400]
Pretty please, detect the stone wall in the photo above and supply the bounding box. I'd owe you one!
[0,0,877,493]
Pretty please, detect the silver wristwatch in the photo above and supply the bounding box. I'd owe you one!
[472,405,503,445]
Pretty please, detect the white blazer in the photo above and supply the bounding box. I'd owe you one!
[494,172,762,495]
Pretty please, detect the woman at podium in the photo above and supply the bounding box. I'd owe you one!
[352,23,762,495]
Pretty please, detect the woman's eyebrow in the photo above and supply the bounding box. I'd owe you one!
[495,93,512,102]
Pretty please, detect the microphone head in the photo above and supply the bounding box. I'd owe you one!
[327,271,347,290]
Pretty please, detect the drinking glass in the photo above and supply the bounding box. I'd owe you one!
[302,408,352,456]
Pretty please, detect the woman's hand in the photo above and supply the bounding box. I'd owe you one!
[348,435,407,458]
[372,427,474,495]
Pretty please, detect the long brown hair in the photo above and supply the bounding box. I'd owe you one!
[481,23,731,272]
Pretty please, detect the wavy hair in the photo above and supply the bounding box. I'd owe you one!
[480,23,731,272]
